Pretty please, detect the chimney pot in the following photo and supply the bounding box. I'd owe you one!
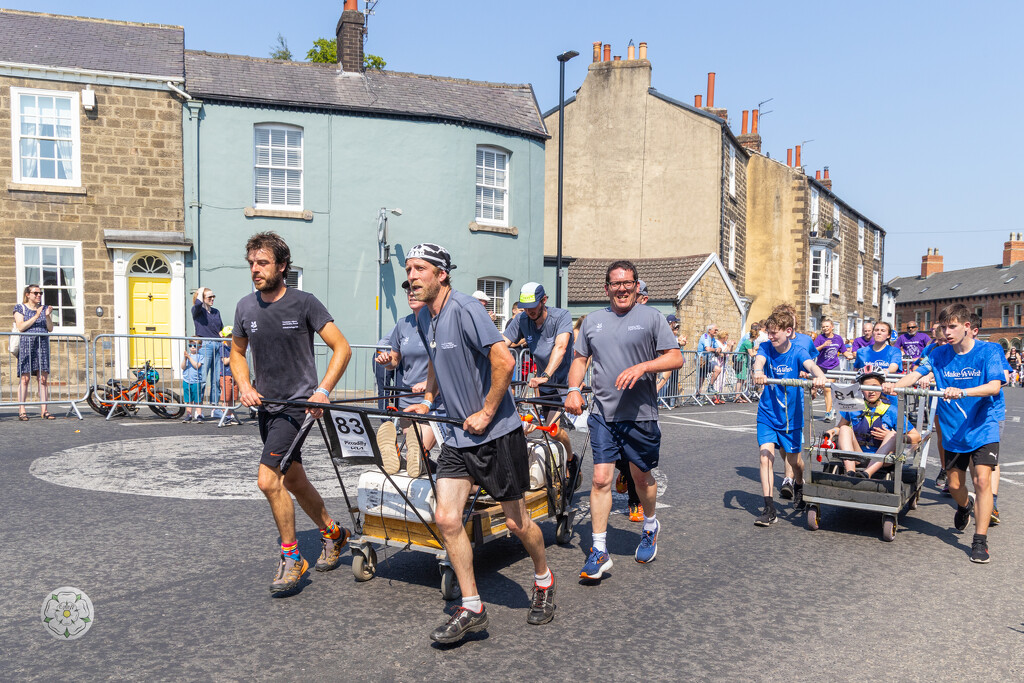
[593,42,601,63]
[627,44,635,60]
[638,42,647,59]
[823,166,830,179]
[752,109,759,135]
[344,0,357,9]
[706,72,716,108]
[815,170,821,180]
[787,148,792,167]
[795,145,802,169]
[741,110,749,135]
[603,44,611,62]
[1004,234,1024,267]
[695,94,702,108]
[613,55,621,61]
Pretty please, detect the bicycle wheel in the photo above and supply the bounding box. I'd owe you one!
[86,385,119,416]
[148,389,185,419]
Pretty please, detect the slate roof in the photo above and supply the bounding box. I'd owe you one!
[0,10,184,78]
[889,261,1024,305]
[185,51,548,140]
[568,255,711,303]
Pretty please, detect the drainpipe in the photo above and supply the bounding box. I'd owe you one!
[185,99,203,331]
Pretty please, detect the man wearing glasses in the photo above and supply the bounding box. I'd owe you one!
[895,321,932,372]
[565,260,683,578]
[192,287,224,418]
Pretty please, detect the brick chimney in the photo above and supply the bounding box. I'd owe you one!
[336,0,365,73]
[820,166,832,191]
[921,248,943,278]
[737,108,761,152]
[1003,232,1024,267]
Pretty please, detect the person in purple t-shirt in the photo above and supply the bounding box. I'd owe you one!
[844,320,873,363]
[813,317,845,421]
[895,321,931,369]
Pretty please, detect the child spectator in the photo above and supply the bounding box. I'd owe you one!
[218,327,239,425]
[752,307,828,525]
[181,339,203,422]
[886,303,1004,563]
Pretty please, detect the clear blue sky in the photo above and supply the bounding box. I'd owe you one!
[11,1,1021,278]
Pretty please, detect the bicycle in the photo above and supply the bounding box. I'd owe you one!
[87,361,185,419]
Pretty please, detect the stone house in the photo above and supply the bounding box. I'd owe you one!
[0,10,189,375]
[182,2,547,344]
[889,236,1024,349]
[543,41,750,328]
[746,155,885,338]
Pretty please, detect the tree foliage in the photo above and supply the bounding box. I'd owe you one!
[269,33,293,61]
[306,37,386,70]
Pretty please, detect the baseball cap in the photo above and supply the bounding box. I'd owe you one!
[471,290,491,302]
[518,282,546,309]
[666,314,679,324]
[220,325,233,337]
[637,280,649,297]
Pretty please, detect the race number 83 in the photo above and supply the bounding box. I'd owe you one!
[333,415,365,435]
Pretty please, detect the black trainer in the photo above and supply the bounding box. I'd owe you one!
[430,606,488,644]
[779,479,794,500]
[935,469,948,487]
[567,456,582,493]
[954,498,974,532]
[793,488,806,511]
[527,581,556,625]
[970,535,990,564]
[754,508,778,527]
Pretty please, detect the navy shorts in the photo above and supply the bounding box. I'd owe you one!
[257,406,307,469]
[588,411,661,472]
[437,427,529,502]
[947,442,999,471]
[757,423,801,455]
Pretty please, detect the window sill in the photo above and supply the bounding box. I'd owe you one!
[7,182,86,195]
[244,207,313,221]
[469,221,518,236]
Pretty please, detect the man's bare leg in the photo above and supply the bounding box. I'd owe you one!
[434,476,476,597]
[590,462,617,535]
[500,497,548,576]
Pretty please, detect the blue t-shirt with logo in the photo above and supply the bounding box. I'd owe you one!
[794,332,817,359]
[916,341,1004,452]
[855,344,902,374]
[756,340,812,431]
[839,401,898,453]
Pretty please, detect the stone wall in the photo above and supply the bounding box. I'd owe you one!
[720,133,747,294]
[676,263,743,348]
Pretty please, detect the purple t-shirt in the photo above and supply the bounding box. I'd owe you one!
[813,333,844,369]
[896,332,931,360]
[850,335,872,354]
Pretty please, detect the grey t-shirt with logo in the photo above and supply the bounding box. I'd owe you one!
[388,313,433,409]
[233,288,333,413]
[503,307,574,383]
[575,304,679,422]
[415,290,520,448]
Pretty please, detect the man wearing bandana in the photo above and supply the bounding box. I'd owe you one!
[403,243,556,644]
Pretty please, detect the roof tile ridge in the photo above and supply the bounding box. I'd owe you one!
[375,69,531,90]
[0,8,182,31]
[185,49,339,68]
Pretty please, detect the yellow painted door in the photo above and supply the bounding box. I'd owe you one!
[129,277,172,368]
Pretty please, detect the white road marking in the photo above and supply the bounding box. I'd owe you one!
[659,414,757,433]
[664,410,756,416]
[998,461,1024,467]
[573,469,671,515]
[995,477,1024,487]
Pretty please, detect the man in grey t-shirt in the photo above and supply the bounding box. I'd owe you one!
[230,232,353,596]
[566,260,682,579]
[402,243,556,643]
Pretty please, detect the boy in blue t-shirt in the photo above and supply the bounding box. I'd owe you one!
[180,339,203,422]
[752,308,827,526]
[887,304,1003,563]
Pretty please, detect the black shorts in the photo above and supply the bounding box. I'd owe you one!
[257,406,308,469]
[947,442,999,471]
[437,427,529,501]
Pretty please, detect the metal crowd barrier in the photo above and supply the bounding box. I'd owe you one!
[1,331,91,418]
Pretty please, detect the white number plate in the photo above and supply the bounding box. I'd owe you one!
[328,410,376,460]
[832,383,863,411]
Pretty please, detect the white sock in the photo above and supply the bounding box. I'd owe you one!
[534,569,552,588]
[461,594,483,613]
[782,477,793,485]
[643,514,658,533]
[592,531,607,553]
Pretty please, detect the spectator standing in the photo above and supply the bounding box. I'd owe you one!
[845,321,874,364]
[192,287,224,414]
[471,289,496,323]
[13,284,54,420]
[895,321,932,370]
[180,339,203,422]
[813,317,845,422]
[735,322,761,402]
[697,323,719,399]
[218,327,239,425]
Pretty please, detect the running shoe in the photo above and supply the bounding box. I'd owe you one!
[628,503,644,522]
[405,430,423,478]
[754,508,778,527]
[315,527,350,572]
[615,472,628,494]
[193,414,204,423]
[991,508,1001,526]
[527,580,556,625]
[954,498,974,532]
[779,478,794,500]
[635,521,659,564]
[793,488,806,511]
[935,469,948,488]
[824,410,836,423]
[580,547,613,580]
[269,554,308,595]
[941,481,951,496]
[970,535,990,564]
[430,606,489,644]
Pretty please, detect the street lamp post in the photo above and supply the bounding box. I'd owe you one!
[555,49,578,309]
[376,207,402,341]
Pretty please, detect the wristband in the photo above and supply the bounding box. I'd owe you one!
[420,399,434,410]
[567,387,582,396]
[315,387,330,398]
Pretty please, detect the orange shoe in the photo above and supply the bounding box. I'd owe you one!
[615,472,628,494]
[628,503,644,522]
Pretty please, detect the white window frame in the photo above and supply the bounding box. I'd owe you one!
[477,277,510,329]
[857,263,864,302]
[809,247,827,304]
[253,123,303,210]
[831,252,841,295]
[728,220,736,271]
[10,86,81,187]
[475,146,510,227]
[873,229,881,259]
[285,266,303,291]
[810,188,820,234]
[15,238,85,334]
[1002,305,1011,327]
[846,314,857,340]
[728,144,736,197]
[872,270,879,306]
[833,203,842,241]
[858,219,865,252]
